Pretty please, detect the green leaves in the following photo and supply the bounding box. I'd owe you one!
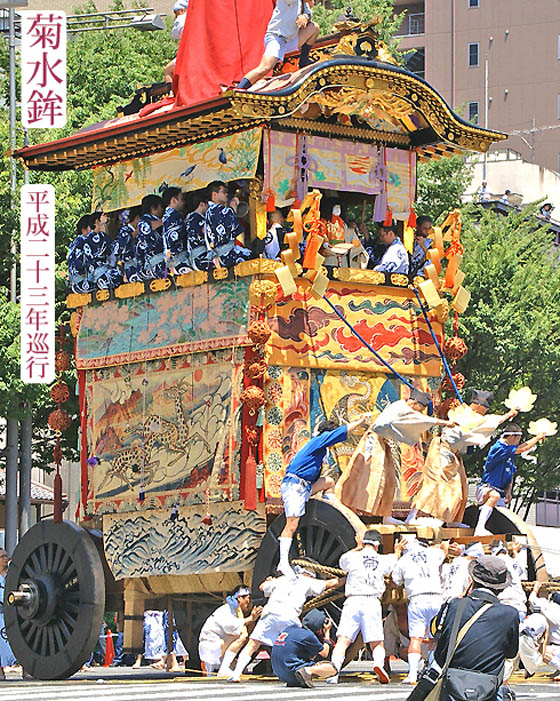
[457,205,560,511]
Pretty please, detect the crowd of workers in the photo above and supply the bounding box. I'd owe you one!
[194,532,560,698]
[66,179,434,294]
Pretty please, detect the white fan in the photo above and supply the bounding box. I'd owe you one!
[504,387,537,413]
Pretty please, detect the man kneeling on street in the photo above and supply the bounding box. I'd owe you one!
[271,609,336,688]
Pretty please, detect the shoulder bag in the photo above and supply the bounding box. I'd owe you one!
[425,599,497,701]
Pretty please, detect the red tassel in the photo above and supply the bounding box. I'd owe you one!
[266,191,276,212]
[383,206,393,227]
[243,449,258,511]
[407,207,417,228]
[293,197,301,209]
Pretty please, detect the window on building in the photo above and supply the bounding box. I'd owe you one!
[468,42,479,66]
[558,34,560,60]
[469,0,480,7]
[558,153,560,173]
[558,93,560,119]
[468,101,479,125]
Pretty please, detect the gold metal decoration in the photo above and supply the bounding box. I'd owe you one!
[248,279,278,308]
[335,268,385,285]
[213,267,229,280]
[95,289,110,302]
[390,273,409,287]
[114,282,145,299]
[66,292,92,309]
[175,270,208,287]
[149,278,172,293]
[69,311,80,338]
[234,259,282,277]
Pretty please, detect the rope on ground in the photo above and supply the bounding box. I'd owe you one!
[291,558,346,577]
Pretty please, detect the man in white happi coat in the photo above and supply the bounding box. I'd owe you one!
[329,529,397,684]
[391,535,448,684]
[523,583,560,678]
[228,565,342,682]
[441,541,485,602]
[491,540,528,621]
[199,586,262,676]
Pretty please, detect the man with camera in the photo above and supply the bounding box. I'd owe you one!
[407,555,519,701]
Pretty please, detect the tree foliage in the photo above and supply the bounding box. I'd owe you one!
[0,4,178,470]
[312,0,405,58]
[458,205,560,515]
[416,155,474,222]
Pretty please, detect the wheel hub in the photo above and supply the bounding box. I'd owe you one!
[8,574,60,624]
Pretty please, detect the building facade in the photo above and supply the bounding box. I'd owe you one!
[395,0,560,173]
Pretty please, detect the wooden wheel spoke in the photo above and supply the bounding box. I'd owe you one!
[38,544,48,572]
[23,562,38,579]
[47,625,56,656]
[55,551,71,579]
[51,544,64,574]
[46,542,54,573]
[40,626,48,657]
[52,623,65,652]
[61,609,77,630]
[30,551,42,575]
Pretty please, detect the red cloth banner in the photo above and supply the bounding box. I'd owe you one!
[173,0,274,107]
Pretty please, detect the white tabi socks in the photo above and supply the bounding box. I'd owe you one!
[405,652,421,683]
[278,536,294,577]
[218,648,237,677]
[474,504,493,535]
[228,648,253,682]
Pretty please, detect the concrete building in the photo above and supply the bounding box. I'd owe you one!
[395,0,560,173]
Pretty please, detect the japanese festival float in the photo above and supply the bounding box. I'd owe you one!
[5,7,551,681]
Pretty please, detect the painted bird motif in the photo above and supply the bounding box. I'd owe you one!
[218,147,227,165]
[180,164,197,178]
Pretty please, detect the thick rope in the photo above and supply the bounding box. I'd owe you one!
[322,295,415,390]
[303,590,345,614]
[412,287,464,403]
[291,558,345,577]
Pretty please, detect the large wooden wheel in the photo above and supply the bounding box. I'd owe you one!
[251,499,363,665]
[4,520,105,680]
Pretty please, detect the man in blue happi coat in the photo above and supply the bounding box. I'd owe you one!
[111,205,142,286]
[162,186,190,275]
[205,181,252,268]
[185,192,210,271]
[67,214,92,293]
[409,215,433,279]
[373,221,409,275]
[136,194,165,280]
[84,211,114,290]
[474,422,547,535]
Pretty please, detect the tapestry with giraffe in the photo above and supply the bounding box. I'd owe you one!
[84,348,243,516]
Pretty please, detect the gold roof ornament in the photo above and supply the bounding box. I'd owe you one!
[16,22,506,172]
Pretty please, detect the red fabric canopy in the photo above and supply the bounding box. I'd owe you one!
[173,0,275,108]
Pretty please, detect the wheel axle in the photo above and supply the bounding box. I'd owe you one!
[7,583,36,607]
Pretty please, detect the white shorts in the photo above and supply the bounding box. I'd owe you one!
[251,612,299,647]
[281,476,311,518]
[337,596,383,644]
[476,484,506,507]
[264,32,298,61]
[198,638,223,667]
[407,595,443,639]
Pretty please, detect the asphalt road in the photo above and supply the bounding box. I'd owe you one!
[1,664,560,700]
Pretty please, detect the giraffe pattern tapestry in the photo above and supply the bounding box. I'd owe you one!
[103,500,266,579]
[92,127,262,212]
[266,281,442,376]
[76,279,252,369]
[85,349,243,516]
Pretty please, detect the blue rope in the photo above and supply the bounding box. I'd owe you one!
[322,295,414,390]
[412,287,464,404]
